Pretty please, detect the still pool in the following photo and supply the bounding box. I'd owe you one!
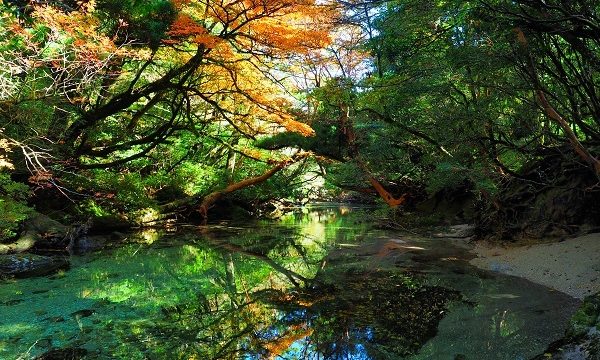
[0,205,579,359]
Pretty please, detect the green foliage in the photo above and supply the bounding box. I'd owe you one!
[426,160,497,196]
[2,0,598,222]
[0,173,32,242]
[71,155,224,217]
[256,122,342,160]
[96,0,177,48]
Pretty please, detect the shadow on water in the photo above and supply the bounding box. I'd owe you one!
[0,205,581,359]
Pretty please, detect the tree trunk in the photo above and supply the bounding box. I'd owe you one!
[198,153,308,219]
[537,90,600,175]
[357,159,407,207]
[337,99,408,206]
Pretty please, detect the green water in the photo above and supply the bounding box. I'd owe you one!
[0,206,580,359]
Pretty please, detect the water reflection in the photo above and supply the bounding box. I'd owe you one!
[0,205,580,359]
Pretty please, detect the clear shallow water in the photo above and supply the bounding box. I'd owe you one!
[0,206,580,359]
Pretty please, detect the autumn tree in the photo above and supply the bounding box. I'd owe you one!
[0,0,340,219]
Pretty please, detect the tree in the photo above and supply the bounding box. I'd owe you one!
[0,0,339,220]
[480,0,600,174]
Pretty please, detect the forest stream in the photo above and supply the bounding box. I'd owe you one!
[0,205,580,359]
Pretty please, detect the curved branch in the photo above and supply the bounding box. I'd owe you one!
[198,153,309,218]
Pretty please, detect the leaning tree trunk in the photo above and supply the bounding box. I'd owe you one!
[357,159,406,207]
[338,101,408,207]
[161,153,308,220]
[198,160,290,218]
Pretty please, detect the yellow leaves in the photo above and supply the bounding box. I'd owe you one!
[249,21,331,54]
[159,1,337,140]
[172,0,192,9]
[32,5,122,63]
[243,148,265,161]
[280,118,316,137]
[76,0,97,13]
[0,138,14,170]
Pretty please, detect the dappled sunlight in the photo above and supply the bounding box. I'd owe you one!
[1,0,597,357]
[0,207,581,359]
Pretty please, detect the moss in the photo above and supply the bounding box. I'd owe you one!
[567,293,600,339]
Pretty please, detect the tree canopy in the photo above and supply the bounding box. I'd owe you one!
[2,0,600,239]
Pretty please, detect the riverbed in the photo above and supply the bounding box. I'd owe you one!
[0,205,580,359]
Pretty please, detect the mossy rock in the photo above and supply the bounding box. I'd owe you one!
[533,293,600,359]
[34,347,87,360]
[568,293,600,338]
[0,254,69,278]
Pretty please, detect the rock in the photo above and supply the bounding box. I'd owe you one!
[1,299,23,306]
[568,293,600,339]
[27,214,67,235]
[0,213,88,254]
[0,231,40,255]
[43,316,65,323]
[72,235,109,254]
[89,215,132,233]
[532,292,600,359]
[433,224,476,239]
[70,309,95,319]
[34,347,87,360]
[72,232,127,254]
[489,262,513,273]
[0,254,69,278]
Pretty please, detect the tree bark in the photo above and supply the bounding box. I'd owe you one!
[356,159,407,207]
[334,99,409,206]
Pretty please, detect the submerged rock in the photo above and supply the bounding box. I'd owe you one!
[0,254,69,278]
[34,347,87,360]
[70,309,95,319]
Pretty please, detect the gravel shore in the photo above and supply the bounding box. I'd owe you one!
[469,233,600,299]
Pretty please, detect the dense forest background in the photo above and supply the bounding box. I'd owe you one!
[2,0,600,244]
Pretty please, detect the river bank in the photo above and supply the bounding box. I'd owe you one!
[469,232,600,299]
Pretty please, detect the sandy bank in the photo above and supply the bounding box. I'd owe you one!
[469,233,600,299]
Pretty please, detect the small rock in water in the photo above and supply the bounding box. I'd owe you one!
[1,299,24,306]
[486,293,520,299]
[433,224,475,238]
[32,289,50,294]
[34,347,87,360]
[43,316,65,323]
[70,309,95,318]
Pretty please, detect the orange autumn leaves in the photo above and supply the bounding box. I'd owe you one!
[165,1,333,53]
[164,0,336,137]
[21,0,337,138]
[164,13,222,48]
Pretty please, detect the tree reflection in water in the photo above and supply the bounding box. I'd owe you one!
[157,207,460,359]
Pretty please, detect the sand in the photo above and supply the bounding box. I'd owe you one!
[469,233,600,299]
